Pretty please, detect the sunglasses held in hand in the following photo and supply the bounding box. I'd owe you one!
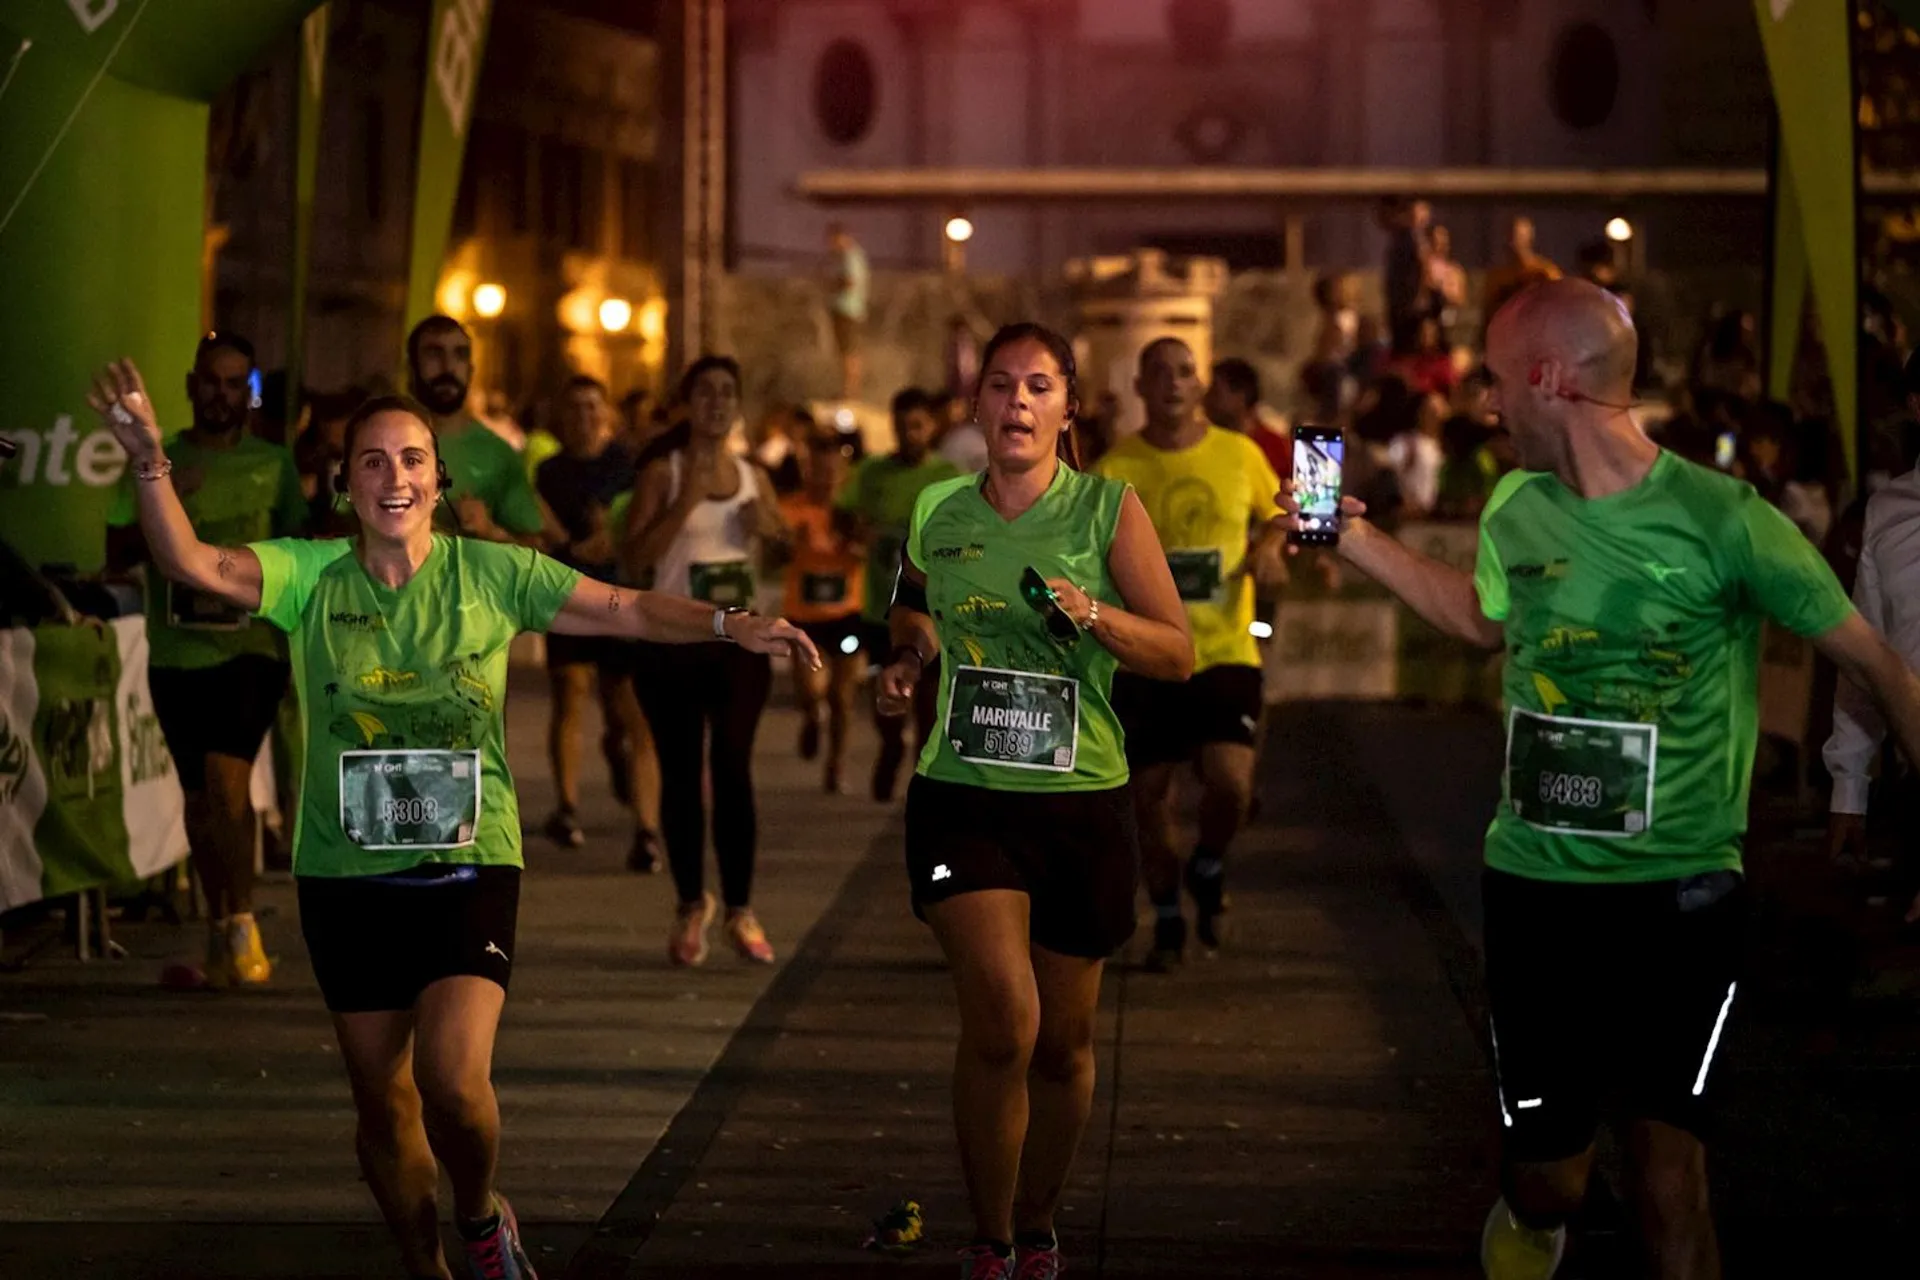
[1020,566,1080,646]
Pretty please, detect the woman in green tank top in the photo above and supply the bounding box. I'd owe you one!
[876,324,1193,1276]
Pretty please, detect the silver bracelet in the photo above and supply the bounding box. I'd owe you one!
[134,458,174,482]
[1085,596,1100,631]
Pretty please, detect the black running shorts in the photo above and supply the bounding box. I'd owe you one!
[904,775,1139,959]
[148,655,289,791]
[1482,867,1747,1163]
[298,865,520,1013]
[1111,664,1263,769]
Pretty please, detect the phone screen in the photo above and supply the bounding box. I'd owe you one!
[1290,427,1345,546]
[1714,431,1735,471]
[248,368,264,410]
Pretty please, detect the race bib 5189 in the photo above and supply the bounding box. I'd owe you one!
[946,666,1079,772]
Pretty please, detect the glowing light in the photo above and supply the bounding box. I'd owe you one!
[1604,217,1634,243]
[1248,620,1275,640]
[834,407,857,431]
[473,283,506,318]
[599,296,633,333]
[839,634,860,655]
[944,215,975,243]
[637,298,666,342]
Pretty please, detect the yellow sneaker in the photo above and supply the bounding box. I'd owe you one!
[226,913,273,986]
[1481,1198,1565,1280]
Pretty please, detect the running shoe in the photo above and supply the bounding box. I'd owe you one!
[1184,857,1227,951]
[956,1242,1016,1280]
[799,717,821,761]
[1480,1198,1565,1280]
[862,1198,925,1255]
[1142,914,1186,973]
[1013,1239,1063,1279]
[669,893,717,967]
[226,913,272,986]
[626,828,664,875]
[542,810,585,849]
[726,909,776,964]
[460,1193,539,1280]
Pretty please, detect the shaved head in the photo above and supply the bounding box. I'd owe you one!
[1485,278,1640,473]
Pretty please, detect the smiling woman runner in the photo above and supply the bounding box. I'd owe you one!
[89,362,817,1280]
[873,323,1193,1280]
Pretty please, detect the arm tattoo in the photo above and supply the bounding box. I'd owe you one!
[607,588,621,614]
[216,548,236,579]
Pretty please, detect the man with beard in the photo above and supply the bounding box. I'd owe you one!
[109,331,308,986]
[1095,338,1286,971]
[405,315,557,547]
[1285,279,1920,1279]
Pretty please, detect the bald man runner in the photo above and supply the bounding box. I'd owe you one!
[1282,278,1920,1279]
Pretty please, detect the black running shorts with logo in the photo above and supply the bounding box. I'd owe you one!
[1111,664,1263,769]
[1482,867,1747,1163]
[298,866,520,1013]
[904,775,1139,959]
[148,654,290,790]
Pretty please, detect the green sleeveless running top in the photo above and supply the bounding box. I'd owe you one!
[907,464,1131,792]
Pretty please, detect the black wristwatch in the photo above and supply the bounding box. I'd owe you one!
[712,606,750,641]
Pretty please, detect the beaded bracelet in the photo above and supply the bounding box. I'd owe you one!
[134,459,174,482]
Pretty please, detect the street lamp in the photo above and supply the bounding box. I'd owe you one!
[473,282,506,318]
[599,296,633,333]
[942,213,973,274]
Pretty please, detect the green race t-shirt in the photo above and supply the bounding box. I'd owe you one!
[909,465,1131,792]
[1473,451,1854,884]
[837,452,961,622]
[249,534,581,878]
[438,421,546,537]
[110,434,307,670]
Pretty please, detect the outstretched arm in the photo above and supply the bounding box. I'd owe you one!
[548,576,821,670]
[86,360,264,612]
[1276,494,1504,650]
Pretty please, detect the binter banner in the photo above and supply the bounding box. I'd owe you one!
[0,0,322,573]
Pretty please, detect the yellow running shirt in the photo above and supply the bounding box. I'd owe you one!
[1095,427,1280,671]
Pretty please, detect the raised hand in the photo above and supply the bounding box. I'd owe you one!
[86,359,163,464]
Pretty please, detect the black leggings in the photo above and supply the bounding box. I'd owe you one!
[632,642,773,908]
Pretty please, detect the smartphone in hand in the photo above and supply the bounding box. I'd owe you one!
[1289,424,1345,547]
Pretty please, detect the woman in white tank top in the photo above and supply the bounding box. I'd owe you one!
[623,356,791,967]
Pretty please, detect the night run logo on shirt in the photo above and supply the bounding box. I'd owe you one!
[929,544,987,562]
[328,611,387,632]
[1509,560,1570,580]
[1642,562,1690,584]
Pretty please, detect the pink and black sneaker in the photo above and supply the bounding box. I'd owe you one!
[460,1193,538,1280]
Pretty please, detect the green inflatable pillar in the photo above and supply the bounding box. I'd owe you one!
[0,0,323,573]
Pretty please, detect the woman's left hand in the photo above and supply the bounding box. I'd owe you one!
[730,613,822,670]
[1044,578,1098,629]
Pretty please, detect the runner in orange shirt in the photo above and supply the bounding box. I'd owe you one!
[782,425,868,793]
